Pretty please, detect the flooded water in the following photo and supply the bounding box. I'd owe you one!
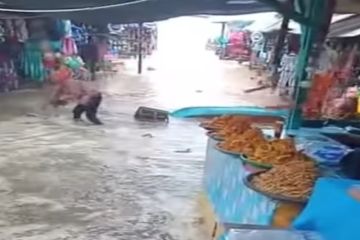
[0,18,282,240]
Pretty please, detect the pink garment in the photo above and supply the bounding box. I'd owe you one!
[61,37,78,56]
[229,32,247,46]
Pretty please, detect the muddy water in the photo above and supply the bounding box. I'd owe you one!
[0,48,282,239]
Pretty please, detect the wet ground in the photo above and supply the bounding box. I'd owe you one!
[0,48,282,239]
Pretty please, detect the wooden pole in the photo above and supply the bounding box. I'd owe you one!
[270,16,290,86]
[273,16,289,67]
[220,22,226,39]
[137,22,143,74]
[270,0,293,86]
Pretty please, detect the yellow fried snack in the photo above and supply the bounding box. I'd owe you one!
[218,128,266,154]
[201,116,252,130]
[251,161,318,199]
[246,138,300,165]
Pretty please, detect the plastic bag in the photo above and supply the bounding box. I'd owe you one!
[293,178,360,240]
[226,229,324,240]
[64,56,83,70]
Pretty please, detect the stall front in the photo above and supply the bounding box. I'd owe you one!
[197,1,360,240]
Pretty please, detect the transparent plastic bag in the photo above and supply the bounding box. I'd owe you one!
[226,229,324,240]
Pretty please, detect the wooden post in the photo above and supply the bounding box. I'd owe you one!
[220,22,226,39]
[273,17,290,67]
[270,0,293,86]
[270,16,289,86]
[137,22,143,74]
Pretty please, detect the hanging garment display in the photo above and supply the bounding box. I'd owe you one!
[302,73,334,119]
[14,19,28,42]
[0,21,6,43]
[303,43,360,120]
[71,24,88,45]
[61,37,78,56]
[63,20,72,38]
[5,20,15,38]
[109,23,157,57]
[21,42,45,82]
[227,31,250,61]
[277,53,297,96]
[0,59,19,92]
[22,50,45,82]
[316,45,338,74]
[336,45,358,82]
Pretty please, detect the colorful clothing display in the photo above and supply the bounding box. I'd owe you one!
[226,31,250,60]
[61,37,78,56]
[277,53,297,96]
[21,48,45,82]
[0,60,18,92]
[109,23,157,57]
[303,44,360,120]
[14,19,28,42]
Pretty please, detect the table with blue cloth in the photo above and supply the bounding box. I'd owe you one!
[203,137,277,225]
[203,127,349,227]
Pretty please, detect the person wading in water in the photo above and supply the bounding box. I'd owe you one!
[49,58,103,125]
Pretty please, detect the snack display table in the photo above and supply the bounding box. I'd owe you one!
[204,137,277,225]
[203,127,348,226]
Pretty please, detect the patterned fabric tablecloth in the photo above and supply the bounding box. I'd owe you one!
[203,138,277,225]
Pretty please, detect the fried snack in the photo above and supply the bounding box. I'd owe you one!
[218,128,266,154]
[251,161,318,199]
[248,138,299,165]
[201,115,251,131]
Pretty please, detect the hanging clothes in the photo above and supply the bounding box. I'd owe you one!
[0,58,19,92]
[337,45,358,82]
[61,37,78,56]
[227,31,250,60]
[5,20,15,38]
[63,20,72,37]
[71,24,88,45]
[55,20,66,39]
[21,42,45,82]
[277,53,297,96]
[316,45,338,74]
[302,73,334,119]
[0,21,5,43]
[14,19,28,42]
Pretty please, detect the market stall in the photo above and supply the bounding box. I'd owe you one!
[196,1,360,238]
[198,115,352,240]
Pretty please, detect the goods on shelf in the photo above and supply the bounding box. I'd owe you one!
[251,161,318,200]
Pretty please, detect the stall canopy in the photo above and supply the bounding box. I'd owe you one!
[0,0,360,25]
[258,14,354,35]
[328,14,360,38]
[0,0,272,25]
